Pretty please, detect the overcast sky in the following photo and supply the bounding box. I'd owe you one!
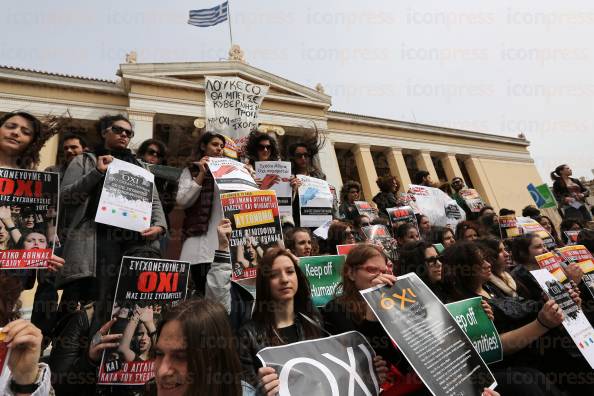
[3,1,593,181]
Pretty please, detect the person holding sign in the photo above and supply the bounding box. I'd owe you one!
[60,114,167,324]
[238,248,323,388]
[244,131,280,168]
[338,180,362,221]
[373,176,404,219]
[441,241,567,395]
[176,132,226,295]
[322,221,356,255]
[322,244,426,395]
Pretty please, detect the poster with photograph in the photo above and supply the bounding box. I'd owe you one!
[499,215,520,239]
[208,157,258,191]
[446,297,503,364]
[564,231,580,245]
[0,168,59,269]
[558,245,594,299]
[459,189,485,213]
[408,184,466,229]
[298,255,344,307]
[221,190,283,281]
[535,252,568,284]
[204,76,269,140]
[386,206,418,231]
[95,159,154,232]
[516,216,556,249]
[362,224,398,264]
[97,257,190,385]
[255,161,292,217]
[297,175,333,228]
[354,201,376,220]
[530,269,594,369]
[361,273,497,396]
[257,331,380,396]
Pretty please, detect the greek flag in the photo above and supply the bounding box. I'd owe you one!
[188,2,229,27]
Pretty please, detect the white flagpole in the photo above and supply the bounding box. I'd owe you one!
[226,0,234,47]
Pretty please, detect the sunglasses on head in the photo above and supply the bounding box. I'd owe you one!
[258,144,271,151]
[146,149,162,157]
[108,125,134,139]
[294,152,309,159]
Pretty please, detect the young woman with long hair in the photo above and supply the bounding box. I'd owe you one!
[551,164,591,221]
[322,220,356,255]
[399,241,444,298]
[238,248,322,387]
[176,132,225,294]
[322,244,422,395]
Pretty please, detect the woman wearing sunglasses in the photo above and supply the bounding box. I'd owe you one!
[59,114,167,324]
[399,240,444,298]
[321,244,428,395]
[244,131,280,167]
[321,220,357,254]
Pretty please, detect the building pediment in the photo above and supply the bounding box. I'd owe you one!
[118,61,331,109]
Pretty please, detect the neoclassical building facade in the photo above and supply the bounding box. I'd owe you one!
[0,60,544,211]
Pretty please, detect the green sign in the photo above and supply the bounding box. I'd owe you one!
[446,297,503,364]
[299,255,345,307]
[528,183,557,209]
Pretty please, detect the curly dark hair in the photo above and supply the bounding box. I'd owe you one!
[137,139,168,165]
[340,180,361,203]
[244,131,280,166]
[0,111,58,169]
[95,114,132,141]
[376,175,399,193]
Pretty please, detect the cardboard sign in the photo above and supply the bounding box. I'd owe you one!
[98,257,190,385]
[257,331,380,396]
[0,168,59,269]
[361,273,497,395]
[299,255,344,307]
[204,76,269,140]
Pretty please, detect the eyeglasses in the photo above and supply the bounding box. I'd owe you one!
[108,125,134,139]
[146,149,162,157]
[294,152,309,159]
[258,144,271,151]
[358,265,389,276]
[425,256,442,266]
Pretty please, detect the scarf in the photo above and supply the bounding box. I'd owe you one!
[182,168,215,237]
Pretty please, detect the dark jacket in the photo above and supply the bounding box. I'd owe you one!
[238,315,322,387]
[372,191,401,218]
[552,177,589,204]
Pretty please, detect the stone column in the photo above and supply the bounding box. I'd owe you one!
[317,136,343,192]
[127,110,155,150]
[385,147,412,191]
[37,134,60,170]
[464,156,498,206]
[441,153,464,182]
[352,144,379,201]
[415,150,439,184]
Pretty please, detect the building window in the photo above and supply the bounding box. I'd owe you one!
[403,154,419,180]
[431,156,448,183]
[335,148,360,184]
[457,158,474,188]
[371,151,390,178]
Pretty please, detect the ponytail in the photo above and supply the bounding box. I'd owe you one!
[550,164,566,181]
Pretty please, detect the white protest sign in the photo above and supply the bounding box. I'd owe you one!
[205,76,269,140]
[207,157,258,191]
[408,184,466,229]
[95,159,154,232]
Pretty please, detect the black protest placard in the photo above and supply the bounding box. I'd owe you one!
[97,257,190,386]
[361,273,497,396]
[257,331,380,396]
[0,168,59,269]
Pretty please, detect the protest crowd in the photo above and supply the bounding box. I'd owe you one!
[1,105,594,396]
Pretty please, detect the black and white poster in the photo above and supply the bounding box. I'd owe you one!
[257,331,380,396]
[361,273,497,396]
